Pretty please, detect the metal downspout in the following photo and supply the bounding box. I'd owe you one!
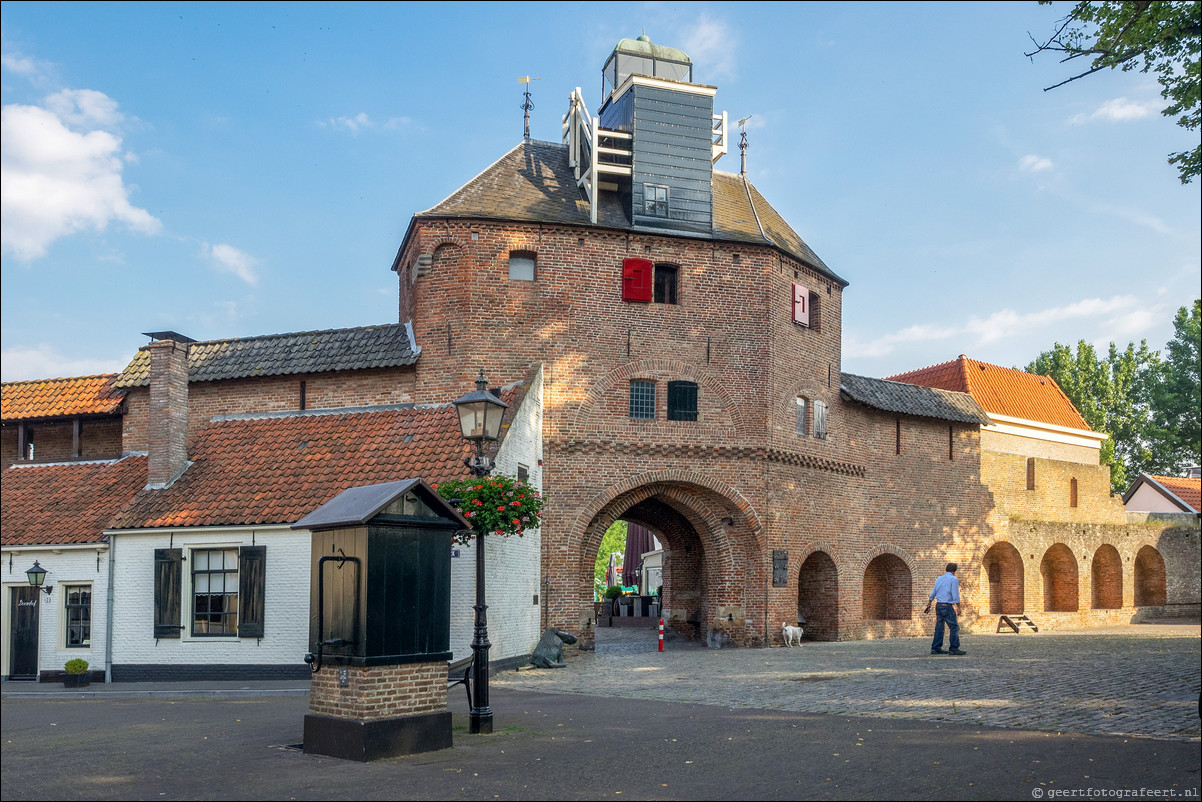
[105,534,115,683]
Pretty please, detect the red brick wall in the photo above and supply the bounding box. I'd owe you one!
[1,418,123,470]
[122,367,416,452]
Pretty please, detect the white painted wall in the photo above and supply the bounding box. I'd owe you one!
[109,526,310,668]
[448,368,543,663]
[1125,482,1191,513]
[1,545,109,679]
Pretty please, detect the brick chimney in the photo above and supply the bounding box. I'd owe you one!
[147,337,190,488]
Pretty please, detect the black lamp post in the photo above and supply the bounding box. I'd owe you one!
[451,371,509,736]
[25,561,52,595]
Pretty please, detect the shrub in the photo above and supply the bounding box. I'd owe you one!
[64,658,89,675]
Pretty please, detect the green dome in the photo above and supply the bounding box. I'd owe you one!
[613,35,691,64]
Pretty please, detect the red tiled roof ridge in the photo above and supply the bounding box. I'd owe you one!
[1,373,125,422]
[2,372,118,387]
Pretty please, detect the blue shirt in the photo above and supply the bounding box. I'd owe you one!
[930,572,960,604]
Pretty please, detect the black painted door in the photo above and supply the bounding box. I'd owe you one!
[10,586,40,679]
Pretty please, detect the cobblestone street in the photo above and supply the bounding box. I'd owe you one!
[493,622,1202,742]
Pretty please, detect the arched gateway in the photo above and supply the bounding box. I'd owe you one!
[556,477,766,647]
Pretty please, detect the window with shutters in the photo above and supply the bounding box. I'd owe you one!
[667,381,698,421]
[813,400,828,439]
[63,585,91,648]
[795,397,809,436]
[629,380,656,419]
[654,264,678,304]
[508,250,536,281]
[192,548,239,636]
[622,258,653,302]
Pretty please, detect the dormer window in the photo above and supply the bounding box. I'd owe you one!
[643,184,669,218]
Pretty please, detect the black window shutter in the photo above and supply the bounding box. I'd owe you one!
[238,545,266,638]
[667,381,698,421]
[153,548,183,638]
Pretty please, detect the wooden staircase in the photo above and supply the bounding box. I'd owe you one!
[997,615,1039,633]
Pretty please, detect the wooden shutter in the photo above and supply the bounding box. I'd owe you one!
[153,548,183,638]
[622,258,653,302]
[238,545,266,638]
[667,381,698,421]
[792,283,809,326]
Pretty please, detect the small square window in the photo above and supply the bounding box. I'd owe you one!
[795,397,809,436]
[643,184,669,217]
[667,381,698,421]
[654,264,678,304]
[813,400,828,440]
[509,251,536,281]
[629,380,656,419]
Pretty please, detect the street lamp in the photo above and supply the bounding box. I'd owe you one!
[451,371,508,736]
[25,561,52,595]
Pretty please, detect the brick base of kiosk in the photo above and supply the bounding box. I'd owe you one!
[303,661,451,761]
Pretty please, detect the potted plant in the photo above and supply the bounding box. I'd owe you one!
[602,585,623,619]
[63,658,90,688]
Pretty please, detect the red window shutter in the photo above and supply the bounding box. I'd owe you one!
[623,258,654,302]
[792,283,809,326]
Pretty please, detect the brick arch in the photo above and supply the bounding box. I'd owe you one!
[1090,544,1123,610]
[1133,545,1167,607]
[855,543,918,577]
[1040,543,1079,612]
[861,551,914,621]
[796,544,841,641]
[566,358,748,439]
[778,377,830,427]
[982,541,1024,615]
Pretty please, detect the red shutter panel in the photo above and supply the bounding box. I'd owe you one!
[792,283,809,326]
[622,258,653,302]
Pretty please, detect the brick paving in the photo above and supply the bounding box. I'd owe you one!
[493,622,1201,742]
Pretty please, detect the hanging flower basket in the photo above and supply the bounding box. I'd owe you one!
[435,474,543,546]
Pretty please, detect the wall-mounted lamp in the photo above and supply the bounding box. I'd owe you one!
[25,561,52,595]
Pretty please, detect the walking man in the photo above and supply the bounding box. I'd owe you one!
[925,562,965,655]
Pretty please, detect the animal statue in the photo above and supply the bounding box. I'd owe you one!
[529,628,579,668]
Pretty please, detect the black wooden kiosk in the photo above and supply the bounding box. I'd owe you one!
[293,478,469,761]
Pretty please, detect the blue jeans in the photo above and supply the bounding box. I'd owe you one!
[931,603,959,652]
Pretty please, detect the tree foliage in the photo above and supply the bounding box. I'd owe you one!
[1148,299,1202,472]
[593,520,627,599]
[1028,300,1201,491]
[1028,339,1159,491]
[1027,1,1202,183]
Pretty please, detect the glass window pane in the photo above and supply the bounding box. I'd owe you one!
[629,380,656,419]
[194,551,208,570]
[509,253,535,281]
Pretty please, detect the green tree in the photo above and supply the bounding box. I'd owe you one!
[1147,300,1202,473]
[1027,338,1160,491]
[593,520,627,600]
[1026,1,1202,183]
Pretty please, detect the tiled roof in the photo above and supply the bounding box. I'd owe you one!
[1,375,123,422]
[887,356,1091,431]
[112,323,418,388]
[0,456,148,546]
[110,404,473,530]
[414,139,845,286]
[840,373,992,425]
[1127,474,1202,513]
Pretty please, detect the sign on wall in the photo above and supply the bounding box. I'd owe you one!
[772,550,788,587]
[792,284,809,327]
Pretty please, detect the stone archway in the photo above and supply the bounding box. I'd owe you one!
[797,551,839,641]
[862,554,912,621]
[1134,545,1167,607]
[983,542,1024,615]
[1091,544,1123,610]
[568,478,766,647]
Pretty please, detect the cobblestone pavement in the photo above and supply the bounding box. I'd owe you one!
[493,623,1202,742]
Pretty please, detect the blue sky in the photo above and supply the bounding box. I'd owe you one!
[2,1,1198,383]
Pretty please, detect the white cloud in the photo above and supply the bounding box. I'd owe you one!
[1,92,159,260]
[848,295,1139,358]
[680,15,736,81]
[204,242,259,284]
[0,343,126,382]
[1071,97,1159,124]
[1,52,42,77]
[322,112,412,134]
[1018,154,1053,173]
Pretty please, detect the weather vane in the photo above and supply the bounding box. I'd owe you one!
[519,76,541,140]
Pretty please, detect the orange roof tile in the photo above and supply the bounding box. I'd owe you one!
[888,356,1091,431]
[1,375,123,422]
[1147,475,1201,513]
[111,404,475,530]
[1,456,148,546]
